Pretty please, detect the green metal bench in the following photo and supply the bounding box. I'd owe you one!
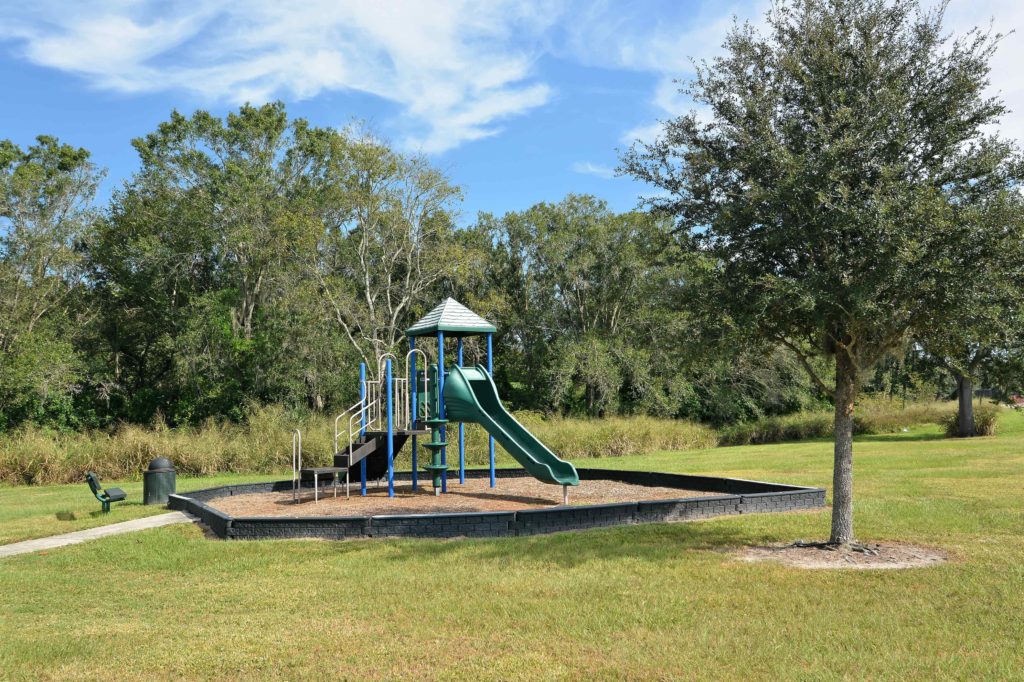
[85,472,127,512]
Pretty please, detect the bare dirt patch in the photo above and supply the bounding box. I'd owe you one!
[208,476,715,517]
[736,541,948,570]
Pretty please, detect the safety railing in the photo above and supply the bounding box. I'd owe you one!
[333,399,367,457]
[323,351,434,490]
[291,429,302,503]
[406,348,429,429]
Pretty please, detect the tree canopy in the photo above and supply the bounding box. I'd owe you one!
[0,136,102,428]
[621,0,1023,543]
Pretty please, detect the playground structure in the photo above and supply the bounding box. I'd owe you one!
[291,298,579,503]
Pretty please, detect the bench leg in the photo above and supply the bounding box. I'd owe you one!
[102,500,110,513]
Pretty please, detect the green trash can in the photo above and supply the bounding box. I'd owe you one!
[143,457,176,505]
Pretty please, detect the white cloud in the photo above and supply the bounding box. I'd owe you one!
[1,0,1020,155]
[621,121,665,146]
[552,0,769,146]
[571,161,615,179]
[0,0,559,154]
[943,0,1024,144]
[620,83,715,145]
[604,0,1024,147]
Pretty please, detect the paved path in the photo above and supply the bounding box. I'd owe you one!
[0,512,196,559]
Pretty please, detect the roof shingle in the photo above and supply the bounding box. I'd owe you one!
[405,298,497,337]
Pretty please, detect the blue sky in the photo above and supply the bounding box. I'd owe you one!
[1,0,1021,224]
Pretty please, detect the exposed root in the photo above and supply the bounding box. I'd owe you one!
[737,541,947,570]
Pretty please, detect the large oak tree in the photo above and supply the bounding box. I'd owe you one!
[622,0,1023,544]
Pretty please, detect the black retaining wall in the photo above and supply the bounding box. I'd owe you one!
[168,468,825,541]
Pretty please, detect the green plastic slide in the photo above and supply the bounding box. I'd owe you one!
[443,365,579,486]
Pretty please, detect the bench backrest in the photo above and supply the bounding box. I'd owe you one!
[85,472,103,497]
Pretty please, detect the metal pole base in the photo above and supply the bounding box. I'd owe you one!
[563,485,568,505]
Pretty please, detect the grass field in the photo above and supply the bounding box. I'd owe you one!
[1,413,1023,679]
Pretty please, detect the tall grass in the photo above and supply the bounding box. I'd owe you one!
[0,405,338,486]
[718,399,956,446]
[0,400,969,486]
[459,413,718,465]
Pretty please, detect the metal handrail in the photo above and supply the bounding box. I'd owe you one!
[347,384,380,474]
[333,400,366,455]
[376,353,398,380]
[348,400,378,453]
[392,377,408,430]
[291,429,302,503]
[295,351,427,502]
[406,348,429,427]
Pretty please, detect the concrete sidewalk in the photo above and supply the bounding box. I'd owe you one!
[0,512,196,559]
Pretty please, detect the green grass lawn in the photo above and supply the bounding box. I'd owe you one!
[2,413,1023,680]
[0,472,284,545]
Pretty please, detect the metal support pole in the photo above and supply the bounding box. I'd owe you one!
[563,485,568,505]
[410,337,418,491]
[487,332,495,488]
[438,331,447,493]
[457,336,465,485]
[359,362,367,496]
[386,358,394,498]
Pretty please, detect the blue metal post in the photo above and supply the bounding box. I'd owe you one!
[487,333,495,488]
[386,358,394,498]
[457,337,465,484]
[359,362,367,496]
[437,331,447,493]
[409,336,418,491]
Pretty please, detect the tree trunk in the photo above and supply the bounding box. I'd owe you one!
[956,374,975,437]
[830,350,858,545]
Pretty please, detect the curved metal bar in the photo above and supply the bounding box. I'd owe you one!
[377,352,398,380]
[405,348,430,423]
[291,429,302,504]
[333,400,364,455]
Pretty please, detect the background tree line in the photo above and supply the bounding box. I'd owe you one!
[1,93,1020,435]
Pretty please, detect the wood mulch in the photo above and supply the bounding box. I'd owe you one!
[208,475,714,517]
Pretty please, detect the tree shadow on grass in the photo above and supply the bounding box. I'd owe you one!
[333,521,769,569]
[856,432,946,443]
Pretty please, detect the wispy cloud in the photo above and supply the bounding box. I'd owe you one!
[944,0,1024,144]
[1,0,1021,154]
[557,0,768,145]
[571,161,615,179]
[604,0,1024,147]
[0,0,559,154]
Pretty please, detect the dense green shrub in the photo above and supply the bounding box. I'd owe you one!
[941,404,1000,438]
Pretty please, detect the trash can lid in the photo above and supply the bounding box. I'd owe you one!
[147,456,175,471]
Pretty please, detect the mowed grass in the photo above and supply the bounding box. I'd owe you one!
[0,473,283,545]
[2,414,1023,679]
